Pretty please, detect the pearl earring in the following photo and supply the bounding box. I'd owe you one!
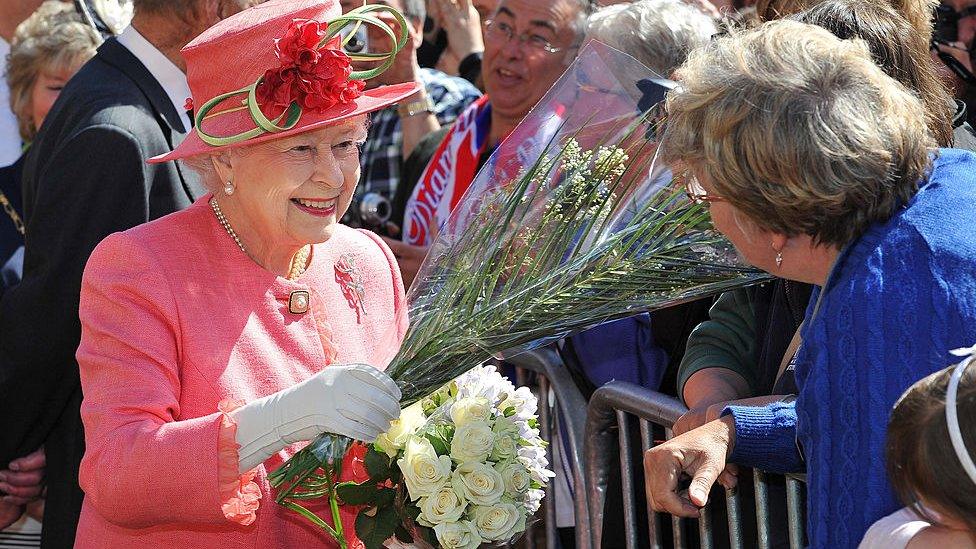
[775,251,783,268]
[223,180,235,196]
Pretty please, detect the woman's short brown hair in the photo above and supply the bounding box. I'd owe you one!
[886,359,976,536]
[663,20,934,248]
[788,0,955,147]
[6,1,101,141]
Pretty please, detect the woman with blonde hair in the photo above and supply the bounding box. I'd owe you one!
[1,1,100,290]
[643,20,976,548]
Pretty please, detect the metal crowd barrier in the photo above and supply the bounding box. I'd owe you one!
[507,345,590,549]
[583,381,807,549]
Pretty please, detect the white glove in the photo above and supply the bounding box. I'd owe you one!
[230,364,402,473]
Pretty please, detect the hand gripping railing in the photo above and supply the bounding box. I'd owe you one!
[584,381,807,549]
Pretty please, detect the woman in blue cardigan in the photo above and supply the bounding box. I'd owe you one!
[643,20,976,549]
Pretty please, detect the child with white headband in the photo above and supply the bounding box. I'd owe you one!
[859,346,976,548]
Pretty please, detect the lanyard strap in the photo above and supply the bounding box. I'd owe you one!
[0,190,24,236]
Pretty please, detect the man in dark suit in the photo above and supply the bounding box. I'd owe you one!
[0,1,261,546]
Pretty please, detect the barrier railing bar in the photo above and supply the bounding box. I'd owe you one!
[754,469,771,549]
[505,346,591,549]
[664,426,686,549]
[698,505,713,549]
[786,476,804,549]
[725,487,744,549]
[639,418,664,549]
[585,382,688,549]
[513,367,538,549]
[617,410,641,549]
[538,376,558,549]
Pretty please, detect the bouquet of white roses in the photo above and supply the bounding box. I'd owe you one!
[333,366,552,549]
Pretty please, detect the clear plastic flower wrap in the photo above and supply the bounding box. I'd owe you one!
[270,41,770,546]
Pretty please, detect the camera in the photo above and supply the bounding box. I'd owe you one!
[342,192,394,234]
[340,24,369,55]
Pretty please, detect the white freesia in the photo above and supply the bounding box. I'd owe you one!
[433,521,482,549]
[471,502,521,542]
[451,462,505,505]
[500,386,538,421]
[417,487,468,526]
[524,488,545,514]
[450,396,492,428]
[450,421,495,463]
[498,462,532,496]
[517,445,554,480]
[454,365,515,404]
[398,436,452,500]
[374,401,427,458]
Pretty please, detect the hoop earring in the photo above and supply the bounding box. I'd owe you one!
[775,251,783,268]
[223,180,235,196]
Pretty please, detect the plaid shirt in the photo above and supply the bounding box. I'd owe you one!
[359,68,481,200]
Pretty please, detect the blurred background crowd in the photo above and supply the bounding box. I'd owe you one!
[0,0,975,547]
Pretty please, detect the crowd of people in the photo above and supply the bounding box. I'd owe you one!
[0,0,974,547]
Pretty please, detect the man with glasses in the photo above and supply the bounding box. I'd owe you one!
[383,0,592,287]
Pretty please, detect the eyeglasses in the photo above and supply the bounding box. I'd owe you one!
[684,174,725,205]
[484,19,563,54]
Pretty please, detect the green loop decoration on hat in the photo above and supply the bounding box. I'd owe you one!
[195,4,410,147]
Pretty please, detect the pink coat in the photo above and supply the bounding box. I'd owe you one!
[74,196,408,547]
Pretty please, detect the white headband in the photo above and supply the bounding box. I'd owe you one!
[946,346,976,486]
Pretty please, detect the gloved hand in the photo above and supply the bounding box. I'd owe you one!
[231,364,402,473]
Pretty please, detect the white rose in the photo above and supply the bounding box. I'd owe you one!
[471,502,521,542]
[375,402,427,458]
[397,436,452,500]
[450,421,495,463]
[503,509,528,541]
[451,462,505,505]
[450,396,492,428]
[417,486,468,526]
[491,434,517,462]
[498,462,531,496]
[433,521,482,549]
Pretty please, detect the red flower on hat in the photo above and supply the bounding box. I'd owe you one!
[255,19,365,118]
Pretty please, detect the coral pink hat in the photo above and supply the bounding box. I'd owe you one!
[149,0,420,163]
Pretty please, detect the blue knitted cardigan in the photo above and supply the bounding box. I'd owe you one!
[726,148,976,548]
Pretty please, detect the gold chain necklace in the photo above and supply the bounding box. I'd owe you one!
[209,197,310,280]
[0,190,25,236]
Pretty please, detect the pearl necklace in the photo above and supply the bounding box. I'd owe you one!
[210,197,310,280]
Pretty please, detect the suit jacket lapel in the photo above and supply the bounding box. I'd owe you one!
[95,39,201,200]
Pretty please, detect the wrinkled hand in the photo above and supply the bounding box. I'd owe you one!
[381,237,429,290]
[0,501,24,530]
[0,448,45,505]
[434,0,485,63]
[643,416,734,517]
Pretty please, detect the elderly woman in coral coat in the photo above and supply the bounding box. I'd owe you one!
[72,0,423,546]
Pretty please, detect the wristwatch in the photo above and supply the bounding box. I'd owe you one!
[397,93,435,117]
